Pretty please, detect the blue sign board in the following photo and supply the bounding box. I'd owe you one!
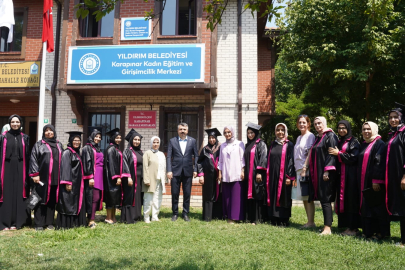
[121,17,151,40]
[67,44,205,84]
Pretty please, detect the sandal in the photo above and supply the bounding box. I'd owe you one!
[104,220,114,225]
[89,223,96,229]
[2,228,10,231]
[10,227,17,231]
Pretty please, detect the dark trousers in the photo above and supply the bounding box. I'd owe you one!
[171,171,192,217]
[34,185,57,227]
[321,202,333,226]
[362,217,390,238]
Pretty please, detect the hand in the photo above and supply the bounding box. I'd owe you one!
[199,176,204,185]
[66,184,72,192]
[193,172,197,178]
[217,171,222,183]
[401,176,405,190]
[240,171,245,181]
[116,178,122,186]
[300,170,306,177]
[256,174,262,183]
[128,178,133,187]
[145,182,150,186]
[323,171,329,181]
[32,176,40,184]
[293,180,297,187]
[328,146,339,156]
[373,183,380,191]
[89,179,95,188]
[286,179,291,186]
[167,172,173,180]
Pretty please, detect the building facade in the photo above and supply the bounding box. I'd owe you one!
[0,0,276,206]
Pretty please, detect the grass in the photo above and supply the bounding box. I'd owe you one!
[0,206,404,269]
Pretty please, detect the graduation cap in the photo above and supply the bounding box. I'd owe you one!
[105,128,120,138]
[246,122,262,131]
[88,126,102,135]
[66,131,84,141]
[205,128,222,137]
[394,102,405,113]
[125,128,143,142]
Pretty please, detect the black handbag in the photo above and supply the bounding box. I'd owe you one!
[299,175,310,197]
[26,187,42,210]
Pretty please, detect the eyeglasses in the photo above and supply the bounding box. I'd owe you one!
[298,114,308,118]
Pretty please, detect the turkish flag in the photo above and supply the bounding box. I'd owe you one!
[42,0,54,53]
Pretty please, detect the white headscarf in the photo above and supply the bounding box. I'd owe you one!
[314,116,333,135]
[363,121,380,143]
[150,136,160,153]
[223,126,235,144]
[275,123,288,145]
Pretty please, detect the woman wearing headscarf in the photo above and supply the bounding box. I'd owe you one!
[29,124,63,231]
[328,120,360,236]
[267,123,295,226]
[103,128,129,224]
[293,115,316,228]
[122,129,144,224]
[82,128,103,228]
[244,123,268,224]
[197,128,223,221]
[218,126,245,224]
[0,115,30,231]
[143,136,166,223]
[307,116,338,235]
[357,122,389,240]
[385,104,405,246]
[56,131,86,229]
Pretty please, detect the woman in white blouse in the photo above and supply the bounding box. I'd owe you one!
[292,115,316,228]
[142,136,167,223]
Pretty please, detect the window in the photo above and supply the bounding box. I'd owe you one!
[162,112,199,152]
[88,113,121,152]
[80,5,115,37]
[0,11,24,52]
[161,0,196,36]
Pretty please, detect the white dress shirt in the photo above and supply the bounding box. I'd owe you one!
[178,136,188,155]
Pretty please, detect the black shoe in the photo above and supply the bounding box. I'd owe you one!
[35,227,43,231]
[183,215,190,222]
[171,215,178,222]
[47,225,55,230]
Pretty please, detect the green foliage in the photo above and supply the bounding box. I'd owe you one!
[75,0,123,21]
[1,207,405,269]
[275,0,405,140]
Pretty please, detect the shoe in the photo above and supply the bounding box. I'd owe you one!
[2,228,10,231]
[151,218,160,222]
[144,219,151,224]
[88,223,96,229]
[35,227,44,231]
[104,219,114,225]
[47,225,55,230]
[10,227,17,231]
[183,215,190,222]
[171,215,178,222]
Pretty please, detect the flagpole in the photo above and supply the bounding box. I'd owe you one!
[37,41,47,140]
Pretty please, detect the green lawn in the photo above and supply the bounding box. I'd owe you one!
[0,207,404,269]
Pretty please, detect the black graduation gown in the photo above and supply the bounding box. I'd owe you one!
[386,126,405,218]
[103,144,128,208]
[29,140,63,205]
[82,144,103,217]
[309,130,338,203]
[197,145,223,221]
[357,139,388,219]
[267,141,295,220]
[121,147,143,223]
[335,137,361,229]
[244,139,268,223]
[0,132,30,230]
[56,147,86,229]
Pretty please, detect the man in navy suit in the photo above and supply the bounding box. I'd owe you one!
[167,123,199,222]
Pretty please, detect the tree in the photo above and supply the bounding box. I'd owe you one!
[275,0,405,139]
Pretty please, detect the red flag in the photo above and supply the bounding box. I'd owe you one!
[42,0,54,53]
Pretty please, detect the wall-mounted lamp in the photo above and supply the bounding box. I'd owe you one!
[10,99,20,103]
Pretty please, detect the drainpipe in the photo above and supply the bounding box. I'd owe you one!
[237,0,242,140]
[51,0,62,126]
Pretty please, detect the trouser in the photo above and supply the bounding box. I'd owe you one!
[34,185,57,227]
[171,171,192,216]
[321,202,333,226]
[90,188,102,220]
[144,180,162,221]
[362,217,390,238]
